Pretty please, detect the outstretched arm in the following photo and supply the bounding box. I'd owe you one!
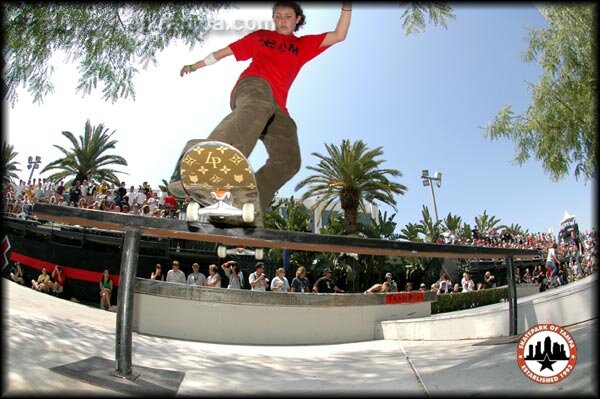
[321,2,352,48]
[180,46,234,77]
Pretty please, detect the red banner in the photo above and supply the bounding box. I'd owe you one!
[9,251,120,286]
[385,292,424,304]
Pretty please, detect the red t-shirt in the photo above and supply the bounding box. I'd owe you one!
[52,269,65,286]
[229,30,330,115]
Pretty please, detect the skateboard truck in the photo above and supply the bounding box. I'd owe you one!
[217,245,264,260]
[186,188,255,224]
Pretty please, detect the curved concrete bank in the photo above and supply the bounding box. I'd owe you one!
[132,278,436,345]
[377,273,597,340]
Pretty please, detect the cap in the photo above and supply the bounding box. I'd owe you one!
[323,268,332,273]
[420,283,426,288]
[385,272,392,278]
[192,263,199,268]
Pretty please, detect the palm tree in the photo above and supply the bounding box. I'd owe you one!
[40,119,128,186]
[399,222,424,242]
[442,213,462,234]
[419,205,442,243]
[295,139,407,235]
[458,222,474,241]
[400,4,456,35]
[265,196,312,233]
[474,210,502,237]
[361,211,400,240]
[1,141,21,190]
[503,223,527,236]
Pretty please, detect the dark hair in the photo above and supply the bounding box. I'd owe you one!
[273,1,306,32]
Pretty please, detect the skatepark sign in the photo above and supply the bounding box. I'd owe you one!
[516,323,577,384]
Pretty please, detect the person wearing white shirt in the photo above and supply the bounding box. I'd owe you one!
[187,263,206,286]
[127,185,137,207]
[546,241,559,283]
[221,261,244,289]
[158,188,168,209]
[206,264,222,288]
[249,263,269,291]
[270,267,290,292]
[135,187,147,207]
[461,272,475,292]
[166,260,186,284]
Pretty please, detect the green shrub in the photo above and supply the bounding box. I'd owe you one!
[431,286,508,314]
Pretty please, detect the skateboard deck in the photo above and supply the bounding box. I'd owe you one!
[179,141,262,227]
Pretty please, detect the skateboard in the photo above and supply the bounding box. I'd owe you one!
[179,141,262,227]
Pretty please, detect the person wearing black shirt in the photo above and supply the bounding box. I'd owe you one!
[571,230,584,276]
[68,181,81,206]
[312,268,344,293]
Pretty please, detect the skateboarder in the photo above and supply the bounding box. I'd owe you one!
[170,1,352,219]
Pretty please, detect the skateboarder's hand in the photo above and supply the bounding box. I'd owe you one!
[180,64,195,77]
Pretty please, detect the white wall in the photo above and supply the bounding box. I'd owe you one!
[132,293,430,345]
[376,274,596,340]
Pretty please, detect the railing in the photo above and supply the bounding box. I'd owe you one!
[20,203,541,379]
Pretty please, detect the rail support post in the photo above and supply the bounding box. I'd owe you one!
[506,256,518,336]
[114,228,141,379]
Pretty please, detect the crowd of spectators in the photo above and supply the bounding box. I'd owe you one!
[3,177,597,297]
[148,260,342,294]
[424,228,597,294]
[438,226,561,251]
[3,177,183,219]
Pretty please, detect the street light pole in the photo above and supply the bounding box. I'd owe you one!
[428,179,439,223]
[421,170,442,223]
[27,155,42,184]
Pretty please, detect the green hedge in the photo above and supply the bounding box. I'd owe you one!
[431,286,508,314]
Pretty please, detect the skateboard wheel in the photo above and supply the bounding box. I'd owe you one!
[217,245,227,258]
[186,202,200,222]
[255,248,264,260]
[242,203,255,223]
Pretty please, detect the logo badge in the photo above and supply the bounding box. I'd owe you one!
[517,323,577,384]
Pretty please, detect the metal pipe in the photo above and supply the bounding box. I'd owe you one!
[428,182,439,223]
[506,256,518,336]
[115,228,141,377]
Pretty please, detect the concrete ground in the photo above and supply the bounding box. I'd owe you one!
[3,279,597,397]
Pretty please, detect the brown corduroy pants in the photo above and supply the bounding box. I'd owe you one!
[170,76,301,212]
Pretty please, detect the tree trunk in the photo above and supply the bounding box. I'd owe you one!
[344,207,358,235]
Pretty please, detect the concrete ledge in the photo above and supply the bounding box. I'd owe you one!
[133,278,437,305]
[516,283,540,298]
[131,278,436,345]
[376,274,596,341]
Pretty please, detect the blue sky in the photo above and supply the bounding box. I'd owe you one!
[5,3,595,235]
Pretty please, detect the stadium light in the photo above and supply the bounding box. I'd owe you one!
[420,169,442,223]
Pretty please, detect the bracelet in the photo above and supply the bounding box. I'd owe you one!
[188,64,195,72]
[342,8,352,11]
